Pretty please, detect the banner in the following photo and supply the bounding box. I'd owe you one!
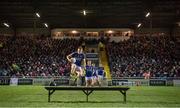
[54,78,69,86]
[18,78,33,85]
[33,78,53,86]
[128,79,149,86]
[173,80,180,86]
[112,79,128,86]
[112,79,149,86]
[10,78,18,86]
[149,79,166,86]
[166,79,173,86]
[118,81,135,86]
[0,77,10,85]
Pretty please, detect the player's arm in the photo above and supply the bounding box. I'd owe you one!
[66,53,74,62]
[82,59,86,75]
[81,53,86,67]
[83,58,86,67]
[96,69,98,77]
[103,70,106,78]
[82,54,86,75]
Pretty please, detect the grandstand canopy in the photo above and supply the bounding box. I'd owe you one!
[0,0,179,28]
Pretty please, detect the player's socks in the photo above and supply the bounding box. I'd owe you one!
[77,76,82,86]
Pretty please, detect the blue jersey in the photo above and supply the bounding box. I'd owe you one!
[85,66,93,77]
[71,52,85,66]
[98,67,104,76]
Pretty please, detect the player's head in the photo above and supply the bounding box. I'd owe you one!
[77,46,83,53]
[87,60,92,66]
[92,63,95,67]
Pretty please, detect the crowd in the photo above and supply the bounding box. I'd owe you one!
[0,35,179,78]
[0,36,80,77]
[107,36,180,78]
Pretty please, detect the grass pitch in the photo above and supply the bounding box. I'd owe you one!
[0,86,180,107]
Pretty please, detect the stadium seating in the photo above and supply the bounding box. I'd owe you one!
[0,36,179,78]
[0,36,80,77]
[106,36,179,78]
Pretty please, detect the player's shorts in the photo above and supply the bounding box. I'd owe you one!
[72,64,82,72]
[98,75,103,81]
[92,76,98,80]
[85,77,92,81]
[76,65,83,71]
[71,63,76,68]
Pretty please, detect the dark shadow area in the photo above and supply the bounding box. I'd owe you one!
[128,100,180,105]
[44,100,180,104]
[50,100,124,103]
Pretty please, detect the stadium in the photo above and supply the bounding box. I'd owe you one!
[0,0,180,107]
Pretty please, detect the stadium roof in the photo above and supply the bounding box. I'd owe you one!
[0,0,180,29]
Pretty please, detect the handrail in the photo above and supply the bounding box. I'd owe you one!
[1,76,180,80]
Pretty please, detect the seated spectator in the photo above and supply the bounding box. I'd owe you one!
[106,36,179,78]
[0,36,81,77]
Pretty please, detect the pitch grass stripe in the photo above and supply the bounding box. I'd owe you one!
[0,86,180,107]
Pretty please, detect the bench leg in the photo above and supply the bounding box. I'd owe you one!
[82,90,93,102]
[119,90,127,103]
[48,90,55,102]
[48,90,50,102]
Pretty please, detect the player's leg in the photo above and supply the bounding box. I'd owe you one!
[98,75,103,86]
[71,64,76,74]
[85,77,89,87]
[91,77,95,86]
[78,66,84,76]
[92,76,96,86]
[76,66,83,86]
[69,64,78,86]
[71,64,78,83]
[88,78,92,87]
[76,72,81,86]
[89,78,93,87]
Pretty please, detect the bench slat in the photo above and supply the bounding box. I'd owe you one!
[45,86,130,91]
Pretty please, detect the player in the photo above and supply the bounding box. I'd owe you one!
[67,46,86,76]
[85,60,93,87]
[67,46,86,86]
[97,64,105,86]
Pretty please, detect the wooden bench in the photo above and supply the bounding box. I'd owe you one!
[45,86,130,103]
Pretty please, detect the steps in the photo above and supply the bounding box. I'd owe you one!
[98,43,111,80]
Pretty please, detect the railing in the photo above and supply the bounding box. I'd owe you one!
[1,76,180,86]
[0,76,69,79]
[53,36,130,42]
[111,77,180,80]
[1,76,180,80]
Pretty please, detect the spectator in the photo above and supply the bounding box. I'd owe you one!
[106,36,180,78]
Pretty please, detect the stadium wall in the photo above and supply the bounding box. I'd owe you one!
[51,28,134,37]
[172,27,180,37]
[1,77,180,86]
[51,28,133,33]
[0,27,179,37]
[0,28,14,36]
[16,28,50,37]
[0,28,50,37]
[53,36,130,42]
[134,28,170,36]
